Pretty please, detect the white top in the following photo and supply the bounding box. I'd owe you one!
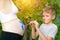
[0,0,18,23]
[39,23,58,40]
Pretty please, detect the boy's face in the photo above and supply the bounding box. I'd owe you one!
[42,12,55,24]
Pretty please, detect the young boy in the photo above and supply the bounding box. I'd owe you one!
[30,6,58,40]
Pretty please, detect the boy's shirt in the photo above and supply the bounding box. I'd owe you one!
[39,23,58,40]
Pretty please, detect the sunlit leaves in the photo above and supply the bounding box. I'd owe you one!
[12,0,60,25]
[12,0,50,22]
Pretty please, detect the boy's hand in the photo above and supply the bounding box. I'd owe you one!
[30,21,35,28]
[33,21,39,29]
[30,21,39,29]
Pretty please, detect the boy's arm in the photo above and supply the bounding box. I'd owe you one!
[30,21,38,39]
[35,27,53,40]
[31,27,38,39]
[33,21,54,40]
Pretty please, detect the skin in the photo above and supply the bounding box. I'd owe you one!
[42,12,55,24]
[30,12,55,40]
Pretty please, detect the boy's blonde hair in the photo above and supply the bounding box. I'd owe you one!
[43,6,55,15]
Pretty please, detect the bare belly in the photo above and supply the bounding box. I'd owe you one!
[2,18,24,35]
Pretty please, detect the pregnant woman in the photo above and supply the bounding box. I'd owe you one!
[0,0,25,40]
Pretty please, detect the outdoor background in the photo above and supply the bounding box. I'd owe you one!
[0,0,60,40]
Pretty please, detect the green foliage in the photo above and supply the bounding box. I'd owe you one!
[0,22,2,37]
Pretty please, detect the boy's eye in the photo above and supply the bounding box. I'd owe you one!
[42,15,49,17]
[46,15,49,17]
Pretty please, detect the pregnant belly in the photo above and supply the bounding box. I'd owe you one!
[2,18,24,35]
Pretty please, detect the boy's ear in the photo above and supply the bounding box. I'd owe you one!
[52,15,55,20]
